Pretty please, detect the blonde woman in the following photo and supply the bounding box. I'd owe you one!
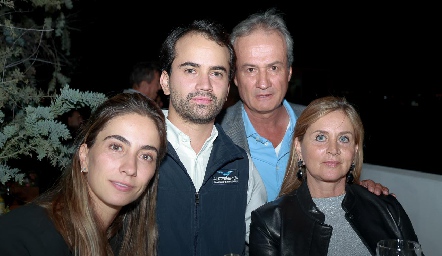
[250,96,421,255]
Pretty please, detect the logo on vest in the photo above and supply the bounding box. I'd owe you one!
[213,169,239,184]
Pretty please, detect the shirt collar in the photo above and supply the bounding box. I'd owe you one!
[164,110,218,151]
[242,99,296,137]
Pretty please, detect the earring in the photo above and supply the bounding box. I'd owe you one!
[346,163,355,184]
[296,159,304,180]
[81,167,87,173]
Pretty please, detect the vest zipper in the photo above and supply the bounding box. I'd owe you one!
[195,192,200,205]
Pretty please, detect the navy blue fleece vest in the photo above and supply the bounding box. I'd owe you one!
[157,124,249,256]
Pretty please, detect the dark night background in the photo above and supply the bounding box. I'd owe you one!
[66,1,440,175]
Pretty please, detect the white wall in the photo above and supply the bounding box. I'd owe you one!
[361,163,442,256]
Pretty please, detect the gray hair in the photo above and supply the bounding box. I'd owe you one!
[230,8,294,68]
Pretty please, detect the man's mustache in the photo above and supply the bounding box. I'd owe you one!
[187,91,216,101]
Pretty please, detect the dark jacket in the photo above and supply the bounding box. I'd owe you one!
[249,182,421,256]
[156,123,250,256]
[0,203,71,256]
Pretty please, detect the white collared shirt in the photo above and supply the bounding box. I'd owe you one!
[166,118,216,191]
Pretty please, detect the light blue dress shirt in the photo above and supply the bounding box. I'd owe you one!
[243,100,297,201]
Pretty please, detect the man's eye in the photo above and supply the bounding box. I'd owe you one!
[141,154,154,162]
[212,71,224,77]
[184,68,195,74]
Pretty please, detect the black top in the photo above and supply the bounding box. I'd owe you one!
[0,203,71,256]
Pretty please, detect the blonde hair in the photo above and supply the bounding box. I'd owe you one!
[279,96,364,197]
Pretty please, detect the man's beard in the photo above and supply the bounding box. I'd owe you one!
[170,90,225,124]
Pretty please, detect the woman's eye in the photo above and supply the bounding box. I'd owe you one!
[110,144,122,151]
[339,136,350,143]
[315,134,326,142]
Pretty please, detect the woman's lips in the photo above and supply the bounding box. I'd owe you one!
[111,181,133,192]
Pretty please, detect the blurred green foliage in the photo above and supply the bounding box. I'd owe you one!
[0,0,107,184]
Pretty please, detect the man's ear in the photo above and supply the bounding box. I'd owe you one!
[287,66,292,82]
[233,76,238,88]
[160,71,170,95]
[226,83,230,102]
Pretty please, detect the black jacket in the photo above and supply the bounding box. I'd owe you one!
[0,203,71,255]
[249,182,421,256]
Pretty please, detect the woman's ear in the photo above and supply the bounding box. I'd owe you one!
[294,137,302,157]
[79,143,89,170]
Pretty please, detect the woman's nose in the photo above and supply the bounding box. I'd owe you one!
[120,157,137,176]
